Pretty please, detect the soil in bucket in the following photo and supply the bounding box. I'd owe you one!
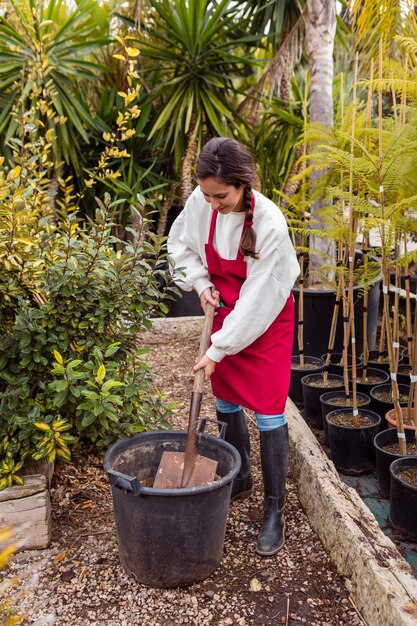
[326,409,381,474]
[374,428,417,497]
[389,457,417,540]
[104,429,241,588]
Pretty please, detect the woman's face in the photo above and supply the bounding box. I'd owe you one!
[198,177,244,214]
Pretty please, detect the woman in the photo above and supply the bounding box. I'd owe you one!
[168,137,299,556]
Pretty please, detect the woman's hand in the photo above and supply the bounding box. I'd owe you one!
[200,287,220,312]
[193,354,216,382]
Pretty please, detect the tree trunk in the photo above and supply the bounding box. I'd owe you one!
[181,134,197,205]
[306,0,336,284]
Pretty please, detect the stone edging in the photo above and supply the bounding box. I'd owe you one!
[151,316,417,626]
[286,398,417,626]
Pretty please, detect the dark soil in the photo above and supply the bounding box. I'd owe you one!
[372,390,409,403]
[368,355,390,364]
[327,413,375,428]
[291,363,323,371]
[356,375,386,384]
[394,468,417,488]
[383,442,417,454]
[324,396,368,407]
[306,378,343,389]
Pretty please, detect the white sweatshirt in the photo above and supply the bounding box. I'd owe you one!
[168,187,300,363]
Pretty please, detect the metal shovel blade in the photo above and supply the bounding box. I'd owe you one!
[153,451,218,489]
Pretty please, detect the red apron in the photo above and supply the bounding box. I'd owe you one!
[206,199,294,414]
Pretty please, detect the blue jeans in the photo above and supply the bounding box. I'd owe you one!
[215,398,286,431]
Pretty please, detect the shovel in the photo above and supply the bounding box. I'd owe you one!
[153,302,218,489]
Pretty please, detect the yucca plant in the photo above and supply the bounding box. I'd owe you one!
[128,0,258,201]
[0,0,110,173]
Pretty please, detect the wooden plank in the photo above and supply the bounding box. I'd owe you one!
[0,475,47,502]
[0,475,51,550]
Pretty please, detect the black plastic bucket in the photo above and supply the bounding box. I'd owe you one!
[301,373,345,428]
[326,408,381,474]
[374,428,417,497]
[289,355,324,405]
[320,352,362,376]
[104,426,241,588]
[389,456,417,539]
[369,383,410,429]
[292,253,381,358]
[350,367,389,396]
[367,350,403,374]
[320,391,371,446]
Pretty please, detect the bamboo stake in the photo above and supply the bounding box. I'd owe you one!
[410,297,417,440]
[393,241,401,374]
[348,53,359,426]
[361,59,374,381]
[341,267,351,400]
[377,41,406,454]
[296,81,309,368]
[297,252,305,368]
[323,75,347,392]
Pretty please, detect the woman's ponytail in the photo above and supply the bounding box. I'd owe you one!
[239,185,258,259]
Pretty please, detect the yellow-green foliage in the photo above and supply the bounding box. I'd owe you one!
[0,527,22,625]
[0,41,176,490]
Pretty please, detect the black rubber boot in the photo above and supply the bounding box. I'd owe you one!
[216,409,253,501]
[256,424,288,556]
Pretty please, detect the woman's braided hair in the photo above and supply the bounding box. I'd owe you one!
[196,137,258,259]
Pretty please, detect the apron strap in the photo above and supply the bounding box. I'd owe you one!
[208,209,218,246]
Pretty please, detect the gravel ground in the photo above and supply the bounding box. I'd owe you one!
[5,333,367,626]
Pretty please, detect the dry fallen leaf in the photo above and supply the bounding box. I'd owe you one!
[404,602,417,618]
[250,578,262,592]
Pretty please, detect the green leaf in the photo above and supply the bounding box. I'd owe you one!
[54,350,64,365]
[96,364,106,384]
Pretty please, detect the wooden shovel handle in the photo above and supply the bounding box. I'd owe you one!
[181,302,215,487]
[193,302,215,394]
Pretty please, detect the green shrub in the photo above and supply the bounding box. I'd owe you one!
[0,95,177,491]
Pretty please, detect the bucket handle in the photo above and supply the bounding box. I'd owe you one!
[107,468,141,495]
[198,418,228,440]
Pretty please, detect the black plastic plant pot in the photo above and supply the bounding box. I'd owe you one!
[326,409,381,474]
[290,355,324,405]
[292,252,381,358]
[366,350,404,373]
[350,367,390,396]
[320,391,371,446]
[374,428,417,498]
[401,348,409,365]
[301,373,345,428]
[397,363,411,386]
[320,352,362,376]
[168,285,203,317]
[389,456,417,539]
[369,383,410,429]
[103,427,241,588]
